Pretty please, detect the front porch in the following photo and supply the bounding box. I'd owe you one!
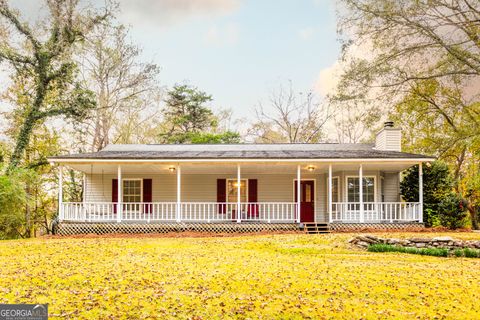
[56,161,425,225]
[61,201,421,223]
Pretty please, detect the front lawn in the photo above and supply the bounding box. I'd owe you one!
[1,232,479,319]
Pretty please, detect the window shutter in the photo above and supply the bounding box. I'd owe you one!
[217,179,226,214]
[112,179,118,213]
[248,179,258,217]
[143,179,152,214]
[143,179,152,202]
[248,179,258,202]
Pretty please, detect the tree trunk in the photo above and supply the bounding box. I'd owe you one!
[467,203,479,230]
[8,111,38,171]
[8,79,46,171]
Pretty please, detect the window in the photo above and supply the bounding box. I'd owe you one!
[347,177,375,202]
[305,183,312,202]
[332,177,339,203]
[123,179,142,203]
[227,179,247,203]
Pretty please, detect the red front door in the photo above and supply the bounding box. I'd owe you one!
[295,180,315,222]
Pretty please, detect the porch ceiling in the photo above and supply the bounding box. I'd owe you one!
[60,161,419,175]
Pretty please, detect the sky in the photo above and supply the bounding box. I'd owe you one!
[2,0,341,124]
[115,0,340,120]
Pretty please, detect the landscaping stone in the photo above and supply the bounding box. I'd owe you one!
[349,235,480,253]
[356,241,369,248]
[364,235,379,241]
[433,236,453,242]
[409,237,431,243]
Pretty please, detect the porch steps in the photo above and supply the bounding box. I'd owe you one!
[303,223,330,234]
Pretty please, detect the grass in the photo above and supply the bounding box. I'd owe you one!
[368,243,449,257]
[1,232,480,319]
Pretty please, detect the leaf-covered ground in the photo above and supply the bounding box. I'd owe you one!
[1,232,479,319]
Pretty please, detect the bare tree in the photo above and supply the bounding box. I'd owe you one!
[332,101,381,143]
[113,90,164,144]
[78,22,160,151]
[338,0,480,89]
[330,0,480,142]
[248,82,332,143]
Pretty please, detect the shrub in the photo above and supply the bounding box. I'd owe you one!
[463,248,479,258]
[0,167,35,239]
[438,193,468,229]
[368,243,399,252]
[419,248,448,257]
[368,244,448,257]
[454,249,463,257]
[400,161,453,227]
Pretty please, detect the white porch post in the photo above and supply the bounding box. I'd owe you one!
[236,164,241,223]
[82,173,86,203]
[359,164,364,223]
[176,164,182,222]
[419,162,423,223]
[58,166,63,221]
[328,164,333,223]
[296,165,301,223]
[117,165,122,222]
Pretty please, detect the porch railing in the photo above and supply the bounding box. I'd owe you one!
[331,202,421,222]
[62,201,421,223]
[61,202,297,223]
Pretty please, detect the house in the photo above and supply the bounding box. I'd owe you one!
[48,122,434,234]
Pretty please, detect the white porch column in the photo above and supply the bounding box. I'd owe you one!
[117,165,122,222]
[237,164,241,223]
[58,166,63,221]
[328,164,333,223]
[82,173,86,203]
[176,164,182,222]
[359,164,364,223]
[419,162,423,223]
[296,165,301,223]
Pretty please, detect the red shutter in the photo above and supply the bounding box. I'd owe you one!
[217,179,226,214]
[112,179,118,214]
[143,179,152,213]
[248,179,258,217]
[248,179,258,202]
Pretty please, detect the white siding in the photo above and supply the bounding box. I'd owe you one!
[383,172,401,202]
[375,128,401,151]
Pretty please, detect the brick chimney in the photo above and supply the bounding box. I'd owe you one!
[375,121,401,151]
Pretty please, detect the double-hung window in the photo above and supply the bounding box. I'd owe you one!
[123,179,142,203]
[347,177,375,203]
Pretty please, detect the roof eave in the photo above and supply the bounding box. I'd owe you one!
[48,157,436,163]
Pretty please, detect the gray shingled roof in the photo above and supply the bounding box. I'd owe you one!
[50,143,433,160]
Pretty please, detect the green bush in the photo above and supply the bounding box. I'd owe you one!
[452,248,480,258]
[463,248,479,258]
[0,167,34,239]
[438,193,468,229]
[454,249,463,257]
[367,244,448,257]
[400,161,453,227]
[367,243,398,252]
